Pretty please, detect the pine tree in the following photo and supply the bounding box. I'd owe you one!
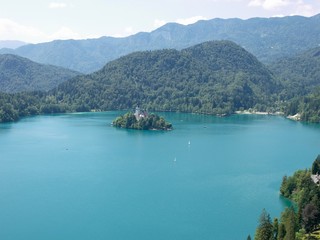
[255,209,273,240]
[277,223,286,240]
[281,207,296,240]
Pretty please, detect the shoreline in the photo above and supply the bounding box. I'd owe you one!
[235,110,284,116]
[286,113,301,121]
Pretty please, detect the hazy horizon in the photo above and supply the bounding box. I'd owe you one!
[1,0,320,44]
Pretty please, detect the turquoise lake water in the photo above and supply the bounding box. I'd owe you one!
[0,112,319,240]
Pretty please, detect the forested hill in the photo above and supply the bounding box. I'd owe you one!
[268,46,320,98]
[0,54,81,93]
[0,14,319,73]
[52,41,280,114]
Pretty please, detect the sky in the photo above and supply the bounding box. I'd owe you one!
[0,0,320,43]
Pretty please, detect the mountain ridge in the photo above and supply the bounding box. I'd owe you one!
[0,14,319,73]
[0,40,27,50]
[1,40,320,123]
[0,54,81,93]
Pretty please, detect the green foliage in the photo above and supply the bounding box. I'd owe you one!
[51,41,280,116]
[272,46,320,123]
[254,209,273,240]
[284,88,320,123]
[257,156,320,240]
[112,112,172,130]
[312,155,320,175]
[1,40,320,123]
[279,169,313,204]
[0,91,69,123]
[281,207,297,240]
[302,203,320,233]
[294,228,306,240]
[278,222,286,240]
[0,54,80,93]
[273,218,279,240]
[0,103,19,122]
[269,47,320,100]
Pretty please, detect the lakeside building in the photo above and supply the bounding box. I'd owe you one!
[311,174,320,185]
[134,106,148,121]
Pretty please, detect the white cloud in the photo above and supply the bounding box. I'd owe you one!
[124,27,134,35]
[293,1,316,16]
[153,15,208,30]
[175,16,208,25]
[49,26,82,40]
[0,18,94,43]
[49,2,67,9]
[111,27,137,38]
[248,0,263,7]
[0,18,47,43]
[248,0,289,10]
[248,0,318,14]
[154,19,167,28]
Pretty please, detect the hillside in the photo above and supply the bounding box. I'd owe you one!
[0,54,81,93]
[268,47,320,98]
[51,41,280,114]
[0,14,319,73]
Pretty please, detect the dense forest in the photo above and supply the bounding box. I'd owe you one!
[269,47,320,99]
[0,40,320,123]
[49,40,280,114]
[0,54,80,93]
[253,155,320,240]
[285,89,320,123]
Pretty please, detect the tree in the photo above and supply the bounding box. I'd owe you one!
[255,209,273,240]
[295,228,306,240]
[277,223,286,240]
[0,103,19,122]
[272,218,279,240]
[281,207,296,240]
[247,235,252,240]
[302,203,319,234]
[311,155,320,175]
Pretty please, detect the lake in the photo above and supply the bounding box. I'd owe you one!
[0,112,319,240]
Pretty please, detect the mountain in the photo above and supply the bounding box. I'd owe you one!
[50,41,280,114]
[268,47,320,98]
[0,14,319,73]
[0,54,81,93]
[0,40,27,49]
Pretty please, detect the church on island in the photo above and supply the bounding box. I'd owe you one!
[134,106,148,121]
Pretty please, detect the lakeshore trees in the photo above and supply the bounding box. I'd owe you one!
[254,156,320,240]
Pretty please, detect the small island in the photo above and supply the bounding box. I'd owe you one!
[112,107,172,130]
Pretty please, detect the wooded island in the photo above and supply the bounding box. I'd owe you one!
[112,107,172,130]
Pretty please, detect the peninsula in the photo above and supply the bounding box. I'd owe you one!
[112,107,172,130]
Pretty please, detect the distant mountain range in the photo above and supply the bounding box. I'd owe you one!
[0,40,27,49]
[0,14,319,73]
[0,54,81,93]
